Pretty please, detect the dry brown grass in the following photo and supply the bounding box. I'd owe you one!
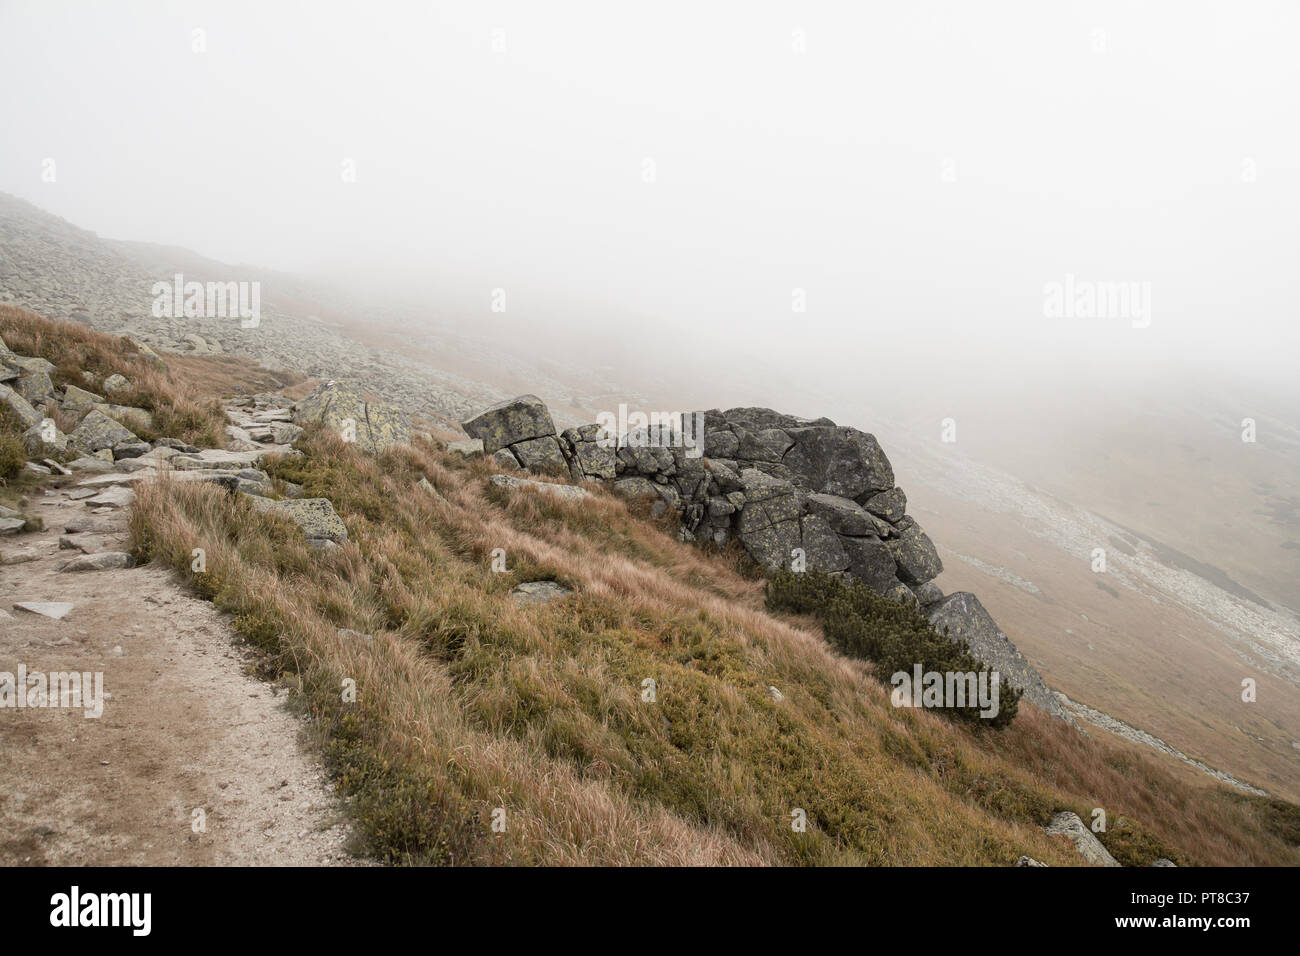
[127,425,1300,866]
[0,305,229,448]
[163,352,307,400]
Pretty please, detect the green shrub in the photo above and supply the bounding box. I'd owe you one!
[766,569,1021,728]
[0,434,23,481]
[0,402,27,480]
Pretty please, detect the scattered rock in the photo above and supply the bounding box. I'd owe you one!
[15,369,54,405]
[0,383,42,428]
[13,602,75,620]
[62,384,104,414]
[416,476,444,500]
[268,421,303,444]
[59,551,134,572]
[1,547,42,565]
[85,487,137,509]
[69,408,138,454]
[248,496,348,542]
[509,581,573,605]
[1043,812,1120,866]
[488,472,590,502]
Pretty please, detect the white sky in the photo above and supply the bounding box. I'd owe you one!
[2,0,1297,395]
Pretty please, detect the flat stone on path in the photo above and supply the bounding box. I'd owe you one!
[86,487,136,509]
[13,601,75,620]
[58,551,134,573]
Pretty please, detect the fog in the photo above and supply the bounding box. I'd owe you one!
[2,0,1298,416]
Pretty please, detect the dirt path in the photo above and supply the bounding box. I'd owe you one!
[0,477,358,866]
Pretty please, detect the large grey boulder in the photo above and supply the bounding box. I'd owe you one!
[840,535,898,592]
[735,469,800,534]
[781,426,895,500]
[5,355,54,376]
[508,434,568,472]
[886,516,943,585]
[62,384,104,416]
[740,518,801,570]
[461,394,556,454]
[15,369,54,405]
[927,592,1063,716]
[735,469,802,569]
[561,424,616,480]
[798,514,850,572]
[93,403,154,432]
[249,496,348,543]
[862,487,907,522]
[293,381,411,454]
[804,492,886,537]
[0,384,42,429]
[69,409,138,454]
[22,420,67,455]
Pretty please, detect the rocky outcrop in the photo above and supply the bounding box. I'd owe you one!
[462,396,944,599]
[488,472,591,502]
[460,393,1065,719]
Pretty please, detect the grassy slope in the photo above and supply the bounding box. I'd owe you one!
[9,304,1293,865]
[127,423,1300,866]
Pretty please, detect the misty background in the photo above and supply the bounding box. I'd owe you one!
[3,0,1299,797]
[2,0,1297,454]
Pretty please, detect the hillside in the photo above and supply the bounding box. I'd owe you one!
[4,305,1298,866]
